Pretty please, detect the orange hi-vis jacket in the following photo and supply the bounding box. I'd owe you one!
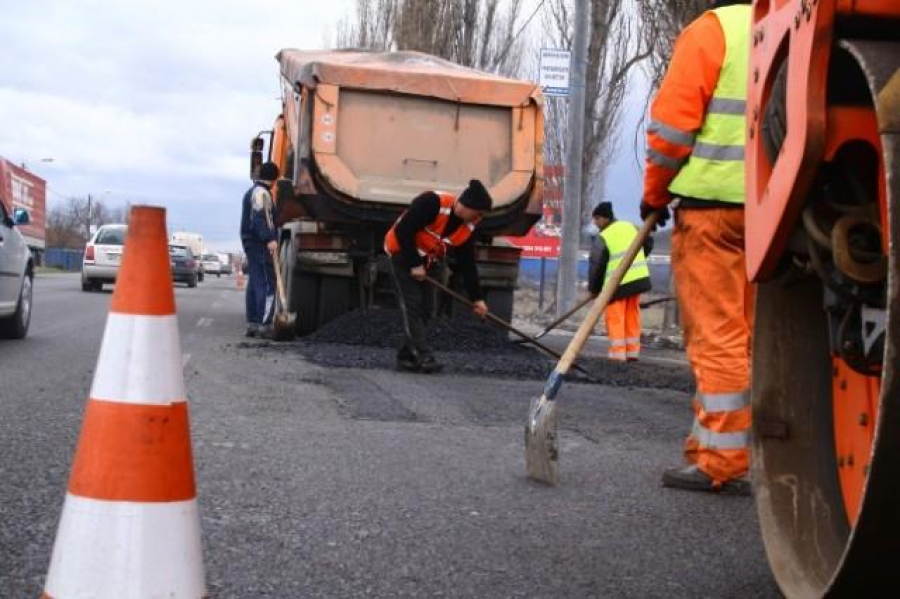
[644,10,736,208]
[384,192,477,264]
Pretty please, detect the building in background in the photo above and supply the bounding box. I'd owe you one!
[0,157,47,263]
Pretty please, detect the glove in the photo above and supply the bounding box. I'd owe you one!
[640,201,670,230]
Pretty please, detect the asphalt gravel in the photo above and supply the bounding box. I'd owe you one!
[234,308,696,393]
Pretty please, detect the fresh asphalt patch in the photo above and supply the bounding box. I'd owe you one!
[228,307,695,394]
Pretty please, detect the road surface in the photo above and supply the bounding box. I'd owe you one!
[0,273,781,597]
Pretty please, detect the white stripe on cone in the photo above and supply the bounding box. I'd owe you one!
[45,495,206,598]
[90,313,185,405]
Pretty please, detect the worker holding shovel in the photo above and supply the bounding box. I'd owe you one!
[239,161,279,338]
[587,201,653,361]
[384,180,493,373]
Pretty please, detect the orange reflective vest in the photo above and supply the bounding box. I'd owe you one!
[384,193,477,263]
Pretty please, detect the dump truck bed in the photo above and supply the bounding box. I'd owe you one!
[277,49,544,212]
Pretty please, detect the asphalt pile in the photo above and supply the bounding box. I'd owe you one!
[246,307,695,393]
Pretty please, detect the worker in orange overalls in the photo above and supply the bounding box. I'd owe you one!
[640,0,754,495]
[587,202,653,362]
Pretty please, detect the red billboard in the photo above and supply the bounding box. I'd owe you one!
[0,158,47,249]
[503,164,563,258]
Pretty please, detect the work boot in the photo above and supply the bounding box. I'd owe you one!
[661,465,750,496]
[419,354,443,374]
[396,348,421,372]
[245,324,259,338]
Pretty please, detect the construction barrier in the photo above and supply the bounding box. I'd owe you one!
[42,206,207,598]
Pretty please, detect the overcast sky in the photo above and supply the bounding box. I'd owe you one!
[1,0,645,252]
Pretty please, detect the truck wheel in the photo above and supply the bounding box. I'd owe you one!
[484,287,515,325]
[0,273,33,339]
[188,276,197,288]
[317,276,352,329]
[291,272,320,336]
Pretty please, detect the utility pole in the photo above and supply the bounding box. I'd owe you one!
[556,0,590,318]
[86,194,93,241]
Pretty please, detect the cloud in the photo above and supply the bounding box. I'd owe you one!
[1,0,354,250]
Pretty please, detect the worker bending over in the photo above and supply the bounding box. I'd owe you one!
[640,0,754,495]
[384,180,492,373]
[588,201,652,362]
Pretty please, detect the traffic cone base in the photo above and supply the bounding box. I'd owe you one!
[43,497,205,598]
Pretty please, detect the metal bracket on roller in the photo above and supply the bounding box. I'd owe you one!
[861,304,887,356]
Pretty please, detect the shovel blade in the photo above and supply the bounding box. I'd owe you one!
[525,395,559,485]
[272,312,297,341]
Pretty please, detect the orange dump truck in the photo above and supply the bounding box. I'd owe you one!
[253,49,544,335]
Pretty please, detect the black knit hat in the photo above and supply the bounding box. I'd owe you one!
[257,162,279,182]
[592,201,614,219]
[458,180,493,211]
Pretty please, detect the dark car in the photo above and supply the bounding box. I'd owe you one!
[169,245,198,288]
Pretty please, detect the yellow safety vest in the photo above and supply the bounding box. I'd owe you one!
[600,221,650,286]
[669,5,751,204]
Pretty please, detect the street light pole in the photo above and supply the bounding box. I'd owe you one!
[86,194,93,240]
[556,0,590,318]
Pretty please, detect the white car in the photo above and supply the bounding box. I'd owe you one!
[82,224,127,291]
[0,203,33,338]
[201,254,223,277]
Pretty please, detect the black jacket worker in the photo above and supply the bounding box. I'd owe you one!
[384,179,492,373]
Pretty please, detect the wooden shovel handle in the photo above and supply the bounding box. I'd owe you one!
[556,212,661,375]
[264,204,290,310]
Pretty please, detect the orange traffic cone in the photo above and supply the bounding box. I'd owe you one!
[42,206,207,598]
[236,262,246,290]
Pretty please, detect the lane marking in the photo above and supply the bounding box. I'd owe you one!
[212,301,223,309]
[195,317,212,328]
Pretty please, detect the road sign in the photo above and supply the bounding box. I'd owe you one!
[539,49,571,97]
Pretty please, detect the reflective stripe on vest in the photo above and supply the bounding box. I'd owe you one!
[599,220,650,286]
[668,5,751,204]
[384,193,476,260]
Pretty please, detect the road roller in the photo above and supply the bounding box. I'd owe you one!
[746,0,900,596]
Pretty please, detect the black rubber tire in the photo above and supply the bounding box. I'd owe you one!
[291,272,320,336]
[317,276,352,330]
[188,276,197,288]
[81,278,93,292]
[0,273,33,339]
[484,287,515,325]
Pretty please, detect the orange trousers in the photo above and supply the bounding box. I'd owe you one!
[671,208,755,483]
[605,296,642,361]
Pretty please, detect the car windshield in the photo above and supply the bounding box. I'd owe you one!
[203,254,218,261]
[169,246,191,258]
[96,227,126,245]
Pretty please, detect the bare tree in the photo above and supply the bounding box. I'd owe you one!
[335,0,526,76]
[638,0,707,89]
[542,0,652,227]
[46,196,128,249]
